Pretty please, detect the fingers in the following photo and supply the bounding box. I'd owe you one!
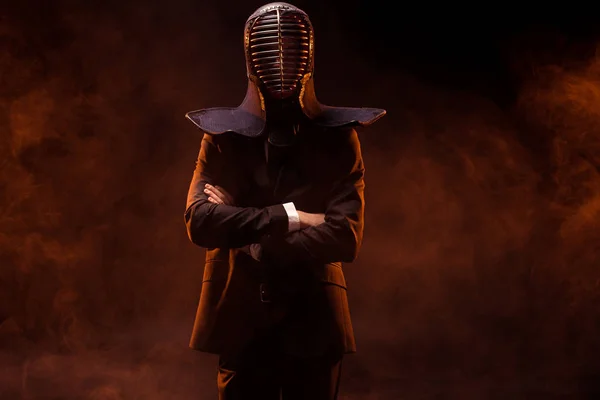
[206,191,223,204]
[214,185,234,205]
[207,184,226,200]
[204,183,234,205]
[204,186,224,204]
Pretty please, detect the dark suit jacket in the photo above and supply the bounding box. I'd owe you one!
[184,123,364,357]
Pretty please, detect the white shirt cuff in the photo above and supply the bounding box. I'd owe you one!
[282,202,300,232]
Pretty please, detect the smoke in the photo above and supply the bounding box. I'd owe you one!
[1,1,600,399]
[1,1,220,398]
[340,38,600,398]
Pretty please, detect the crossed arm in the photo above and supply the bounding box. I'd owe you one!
[184,130,365,264]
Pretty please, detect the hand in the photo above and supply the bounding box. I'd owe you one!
[204,183,234,206]
[297,211,325,229]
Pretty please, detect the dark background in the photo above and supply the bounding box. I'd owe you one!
[2,1,600,399]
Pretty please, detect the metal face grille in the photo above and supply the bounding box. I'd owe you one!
[247,10,312,99]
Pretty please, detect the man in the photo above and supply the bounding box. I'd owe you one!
[184,2,385,399]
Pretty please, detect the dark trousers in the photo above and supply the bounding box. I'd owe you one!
[217,330,343,400]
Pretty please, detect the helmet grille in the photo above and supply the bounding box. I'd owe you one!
[248,9,312,99]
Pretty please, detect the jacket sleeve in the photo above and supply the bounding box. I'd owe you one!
[184,134,289,249]
[260,129,365,264]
